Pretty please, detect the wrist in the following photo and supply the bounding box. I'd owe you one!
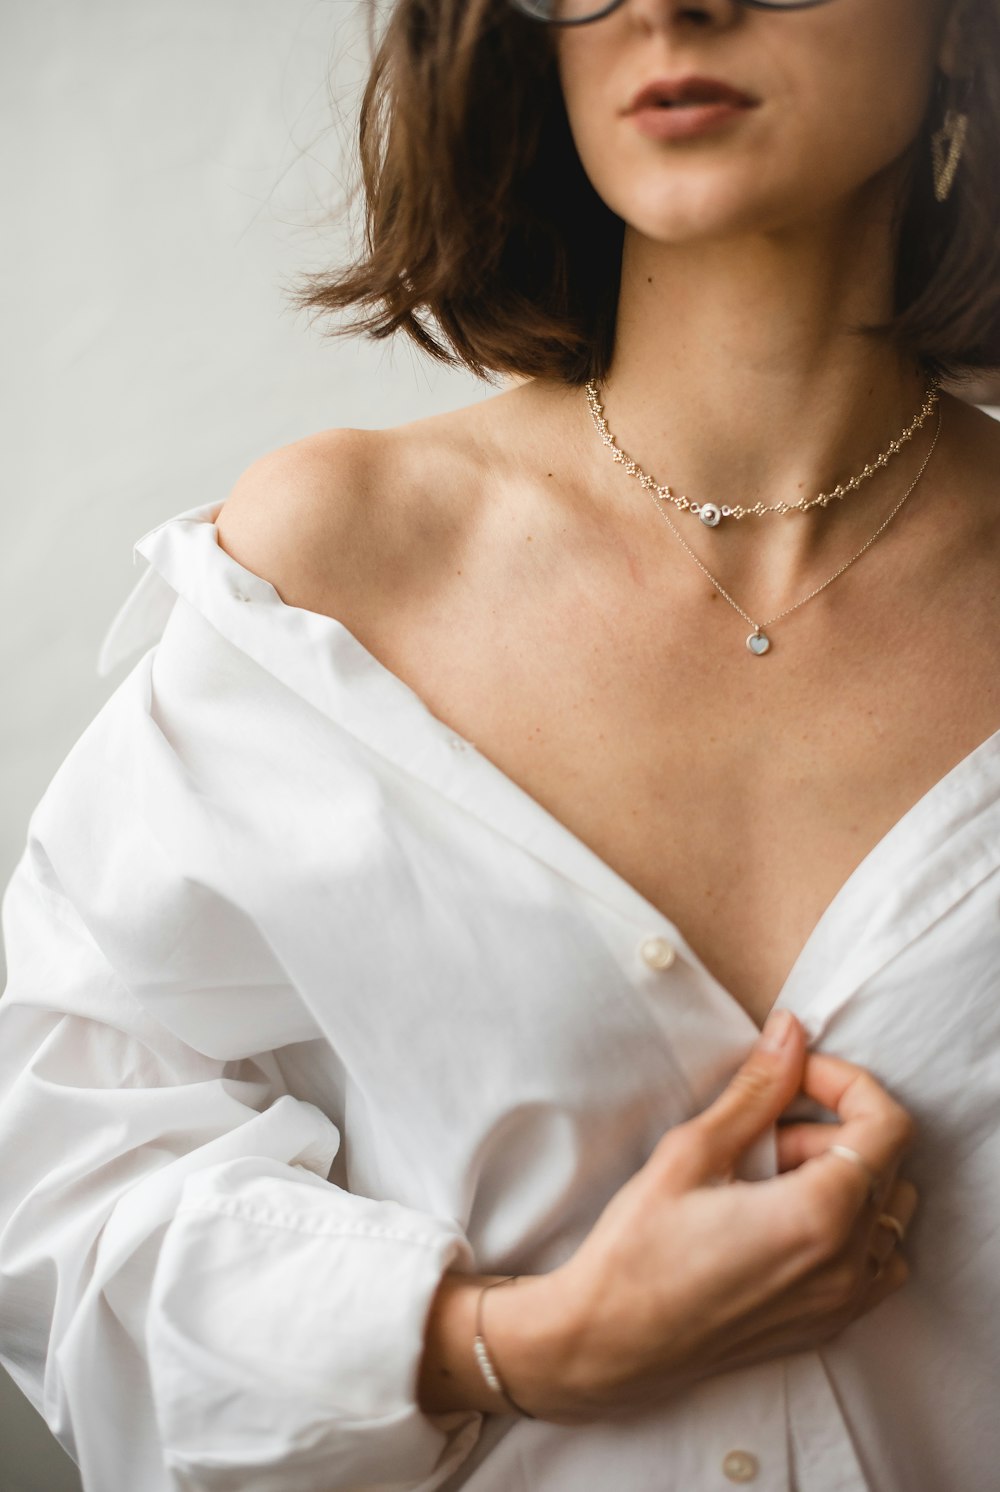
[481,1267,596,1426]
[416,1266,595,1424]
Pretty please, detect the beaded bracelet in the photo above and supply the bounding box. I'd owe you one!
[472,1275,537,1419]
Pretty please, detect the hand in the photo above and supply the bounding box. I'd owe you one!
[497,1010,917,1423]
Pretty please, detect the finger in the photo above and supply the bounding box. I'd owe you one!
[694,1182,916,1365]
[767,1140,890,1259]
[664,1011,807,1188]
[776,1123,902,1208]
[837,1178,916,1302]
[892,1178,919,1231]
[776,1122,843,1172]
[866,1179,918,1264]
[857,1240,910,1307]
[798,1052,916,1186]
[776,1124,894,1221]
[707,1248,911,1377]
[801,1052,916,1150]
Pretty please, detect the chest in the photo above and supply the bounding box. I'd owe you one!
[351,534,999,1029]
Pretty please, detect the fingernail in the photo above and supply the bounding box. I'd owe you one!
[758,1009,794,1052]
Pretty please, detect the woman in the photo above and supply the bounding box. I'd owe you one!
[1,0,998,1487]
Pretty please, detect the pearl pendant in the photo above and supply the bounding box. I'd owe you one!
[746,631,771,656]
[698,503,722,527]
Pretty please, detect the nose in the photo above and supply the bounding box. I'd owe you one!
[625,0,744,32]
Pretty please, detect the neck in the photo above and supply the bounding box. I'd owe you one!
[593,209,940,605]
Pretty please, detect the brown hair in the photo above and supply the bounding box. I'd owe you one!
[288,0,1000,388]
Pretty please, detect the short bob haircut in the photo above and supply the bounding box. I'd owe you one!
[289,0,1000,388]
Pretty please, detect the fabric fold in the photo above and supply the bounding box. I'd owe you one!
[0,693,483,1491]
[2,497,998,1491]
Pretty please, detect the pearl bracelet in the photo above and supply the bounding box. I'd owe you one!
[472,1276,537,1419]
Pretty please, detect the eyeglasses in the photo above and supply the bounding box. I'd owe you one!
[508,0,835,24]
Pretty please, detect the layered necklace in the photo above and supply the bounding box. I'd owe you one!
[585,377,943,656]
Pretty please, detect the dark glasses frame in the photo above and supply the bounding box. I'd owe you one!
[508,0,836,25]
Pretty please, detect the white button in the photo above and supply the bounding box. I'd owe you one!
[233,591,252,602]
[640,936,676,971]
[449,736,467,752]
[722,1450,759,1483]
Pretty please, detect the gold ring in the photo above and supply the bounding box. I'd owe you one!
[826,1143,881,1200]
[875,1212,906,1244]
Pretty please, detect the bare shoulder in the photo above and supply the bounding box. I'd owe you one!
[213,377,571,624]
[215,424,394,617]
[214,410,487,623]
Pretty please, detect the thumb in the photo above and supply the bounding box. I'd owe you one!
[680,1010,807,1186]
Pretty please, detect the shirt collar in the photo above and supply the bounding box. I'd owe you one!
[101,500,1000,1036]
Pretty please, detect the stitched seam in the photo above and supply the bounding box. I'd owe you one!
[175,1196,453,1248]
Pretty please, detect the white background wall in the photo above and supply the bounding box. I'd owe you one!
[0,2,490,1486]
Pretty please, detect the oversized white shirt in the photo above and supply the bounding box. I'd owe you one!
[1,497,998,1492]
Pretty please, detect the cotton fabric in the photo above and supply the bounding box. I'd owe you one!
[1,498,998,1491]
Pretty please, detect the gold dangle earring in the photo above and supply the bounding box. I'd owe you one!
[931,74,971,203]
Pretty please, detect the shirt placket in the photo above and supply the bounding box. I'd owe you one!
[114,505,1000,1492]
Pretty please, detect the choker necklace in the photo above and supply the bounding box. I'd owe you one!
[586,395,943,657]
[585,377,941,528]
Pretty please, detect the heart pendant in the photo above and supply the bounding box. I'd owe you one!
[746,631,771,656]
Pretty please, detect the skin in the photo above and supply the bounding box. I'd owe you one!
[417,1014,919,1419]
[542,0,982,613]
[218,0,1000,1026]
[216,0,998,1421]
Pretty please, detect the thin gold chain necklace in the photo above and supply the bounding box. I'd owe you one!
[585,377,941,528]
[588,397,943,656]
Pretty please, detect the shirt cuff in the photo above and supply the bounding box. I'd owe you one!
[147,1157,483,1490]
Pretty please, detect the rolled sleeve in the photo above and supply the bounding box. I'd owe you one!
[149,1161,479,1488]
[0,809,482,1491]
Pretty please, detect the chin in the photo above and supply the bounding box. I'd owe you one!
[619,181,780,249]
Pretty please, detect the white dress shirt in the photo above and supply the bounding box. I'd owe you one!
[1,497,998,1492]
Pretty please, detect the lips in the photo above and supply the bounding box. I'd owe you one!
[626,75,758,113]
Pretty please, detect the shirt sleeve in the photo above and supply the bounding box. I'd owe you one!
[0,666,482,1492]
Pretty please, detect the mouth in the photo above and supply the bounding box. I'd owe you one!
[625,75,759,114]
